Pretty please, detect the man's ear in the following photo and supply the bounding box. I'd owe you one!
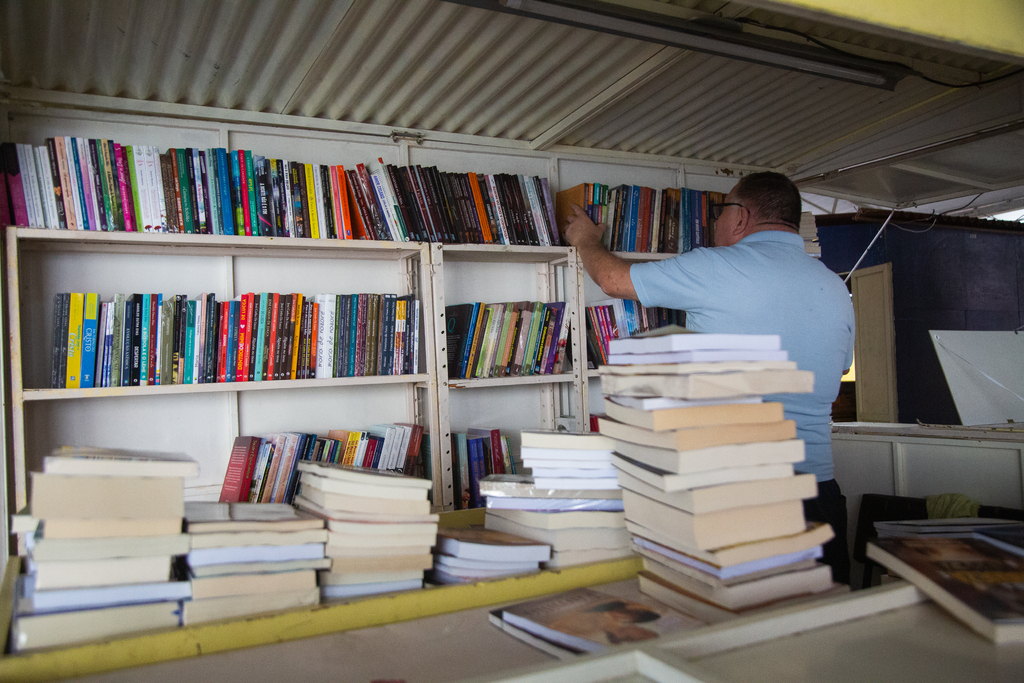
[724,208,750,242]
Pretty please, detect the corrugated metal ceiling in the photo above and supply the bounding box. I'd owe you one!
[2,0,1023,210]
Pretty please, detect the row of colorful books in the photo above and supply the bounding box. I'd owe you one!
[50,291,420,389]
[555,183,725,253]
[445,301,568,380]
[451,429,516,510]
[1,140,560,245]
[219,426,428,504]
[585,300,685,366]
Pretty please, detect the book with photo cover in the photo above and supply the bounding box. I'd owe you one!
[974,524,1024,558]
[867,537,1024,644]
[498,586,701,653]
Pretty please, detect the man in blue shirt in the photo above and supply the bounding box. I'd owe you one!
[563,172,855,583]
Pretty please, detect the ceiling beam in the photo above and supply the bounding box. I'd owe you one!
[529,46,684,151]
[741,0,1024,64]
[890,163,1001,191]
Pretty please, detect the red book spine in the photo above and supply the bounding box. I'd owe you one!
[242,293,254,381]
[238,151,252,236]
[235,294,249,381]
[219,436,262,503]
[335,166,353,239]
[218,302,229,383]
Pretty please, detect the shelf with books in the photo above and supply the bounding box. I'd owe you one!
[440,243,575,264]
[21,373,432,401]
[4,226,448,520]
[447,374,578,390]
[611,251,677,262]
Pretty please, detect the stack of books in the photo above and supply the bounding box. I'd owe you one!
[452,427,515,510]
[598,329,840,622]
[182,502,327,625]
[293,461,437,599]
[431,526,551,584]
[481,431,632,568]
[10,447,195,651]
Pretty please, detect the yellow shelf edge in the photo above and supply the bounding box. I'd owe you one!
[0,556,641,682]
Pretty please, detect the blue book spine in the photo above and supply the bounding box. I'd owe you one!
[217,148,233,235]
[467,437,486,508]
[619,187,633,252]
[139,293,151,385]
[628,185,640,252]
[206,149,220,235]
[79,293,99,388]
[691,190,702,248]
[459,303,480,379]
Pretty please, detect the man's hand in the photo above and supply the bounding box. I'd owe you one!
[562,204,606,248]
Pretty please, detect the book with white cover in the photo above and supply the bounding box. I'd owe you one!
[611,439,804,476]
[599,417,795,452]
[182,588,319,625]
[599,369,813,400]
[519,447,614,461]
[27,533,189,561]
[486,509,625,530]
[527,467,618,479]
[318,569,424,586]
[30,555,173,590]
[543,546,636,568]
[608,328,780,354]
[612,454,795,492]
[18,576,191,614]
[486,497,624,512]
[44,446,199,478]
[608,349,788,365]
[296,460,432,489]
[436,526,551,562]
[186,543,325,567]
[320,579,421,599]
[609,395,762,410]
[293,495,438,523]
[599,360,796,376]
[532,476,620,490]
[185,502,326,533]
[11,599,182,652]
[520,431,615,450]
[188,528,329,549]
[634,542,820,586]
[633,535,822,580]
[188,557,331,578]
[521,458,615,470]
[433,553,539,572]
[299,471,426,501]
[479,475,622,500]
[617,470,817,514]
[485,515,631,551]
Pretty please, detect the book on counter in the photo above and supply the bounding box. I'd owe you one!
[598,416,796,452]
[479,474,623,500]
[603,397,784,431]
[629,522,834,569]
[598,368,813,401]
[435,526,551,563]
[867,537,1024,644]
[495,586,702,653]
[608,327,781,354]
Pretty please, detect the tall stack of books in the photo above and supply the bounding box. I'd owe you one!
[182,502,327,625]
[481,431,632,569]
[292,461,437,599]
[431,526,551,584]
[10,447,195,652]
[598,328,840,622]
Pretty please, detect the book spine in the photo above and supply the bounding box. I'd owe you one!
[65,293,84,388]
[44,140,69,230]
[245,150,258,236]
[194,149,209,234]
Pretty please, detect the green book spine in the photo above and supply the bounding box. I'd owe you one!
[254,293,268,381]
[125,146,144,233]
[175,149,195,234]
[95,140,115,232]
[245,151,258,236]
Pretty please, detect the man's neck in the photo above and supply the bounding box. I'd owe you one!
[744,221,799,238]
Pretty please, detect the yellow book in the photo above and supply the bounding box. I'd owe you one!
[304,164,320,239]
[343,432,362,466]
[290,293,304,380]
[65,292,84,388]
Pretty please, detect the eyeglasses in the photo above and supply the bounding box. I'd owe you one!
[711,202,744,220]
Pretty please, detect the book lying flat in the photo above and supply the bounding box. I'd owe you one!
[498,586,701,653]
[486,509,625,531]
[11,598,182,652]
[632,535,823,581]
[299,471,427,501]
[320,579,421,599]
[30,473,184,520]
[612,453,795,492]
[189,528,329,549]
[18,576,191,615]
[974,524,1024,558]
[532,476,621,490]
[182,588,319,626]
[44,446,199,478]
[521,458,616,470]
[432,565,539,583]
[297,460,433,489]
[295,488,431,516]
[27,533,190,562]
[485,515,631,551]
[867,537,1024,644]
[190,569,317,600]
[188,557,332,578]
[520,430,615,450]
[642,555,832,610]
[628,522,834,568]
[608,329,781,354]
[185,502,326,533]
[612,439,804,476]
[609,395,763,410]
[32,517,184,539]
[486,497,625,512]
[186,543,325,567]
[599,360,796,377]
[436,526,551,562]
[293,495,439,524]
[543,546,636,569]
[604,397,784,431]
[31,555,173,590]
[875,518,1021,538]
[318,569,425,586]
[520,447,614,462]
[622,490,807,552]
[326,529,437,549]
[608,349,789,365]
[617,471,817,515]
[600,416,796,453]
[488,608,579,659]
[479,475,622,500]
[433,553,540,572]
[528,466,619,479]
[324,544,433,559]
[599,369,813,400]
[638,570,847,625]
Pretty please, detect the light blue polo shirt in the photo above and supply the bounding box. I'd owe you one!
[629,230,855,482]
